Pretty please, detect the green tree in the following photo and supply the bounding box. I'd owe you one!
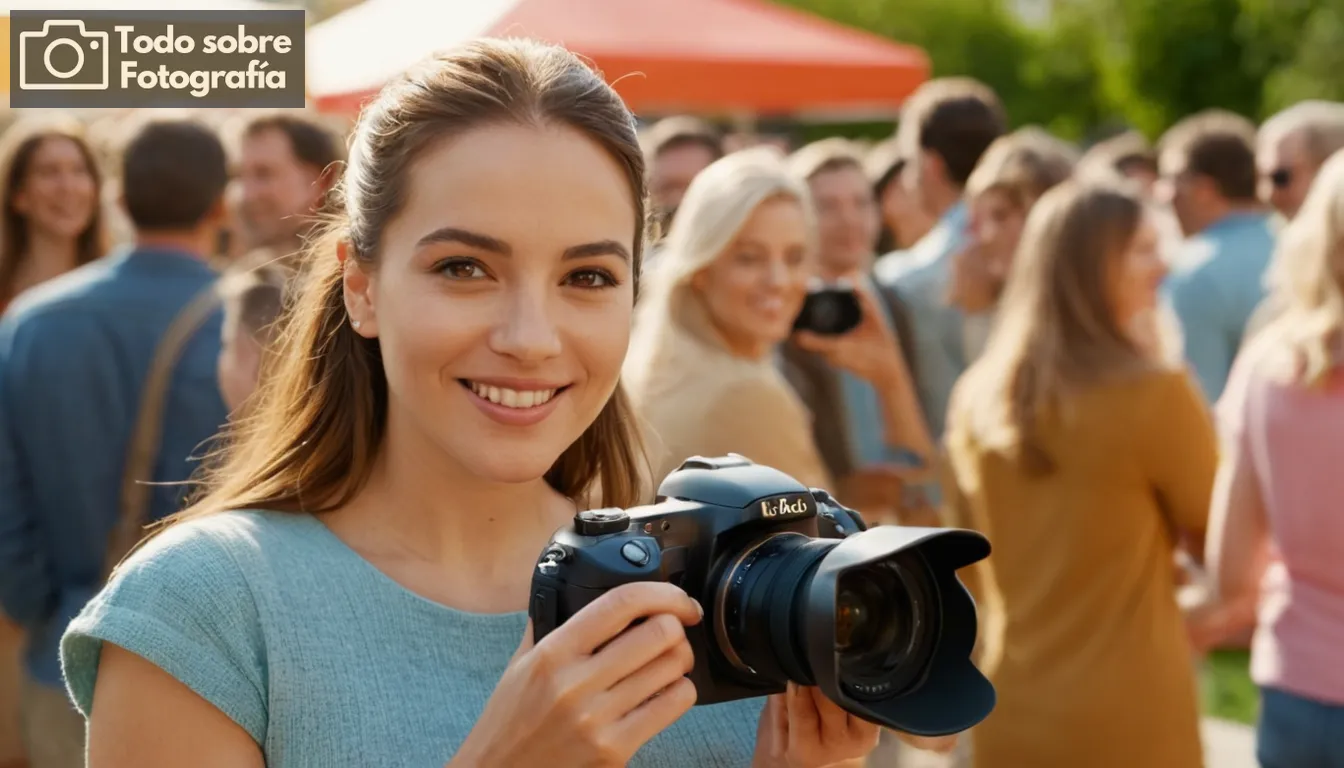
[1258,0,1344,111]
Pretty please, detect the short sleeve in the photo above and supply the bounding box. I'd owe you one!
[1139,370,1219,535]
[701,379,832,490]
[61,519,268,744]
[1215,335,1275,448]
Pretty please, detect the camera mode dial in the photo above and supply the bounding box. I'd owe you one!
[574,508,631,537]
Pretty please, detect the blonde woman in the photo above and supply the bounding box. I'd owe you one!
[624,148,917,497]
[943,181,1217,768]
[1202,150,1344,768]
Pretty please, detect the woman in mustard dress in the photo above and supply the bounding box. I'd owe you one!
[943,180,1216,768]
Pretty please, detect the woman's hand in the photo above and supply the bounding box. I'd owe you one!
[451,582,702,768]
[792,284,905,391]
[751,682,880,768]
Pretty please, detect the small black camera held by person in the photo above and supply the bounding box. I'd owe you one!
[792,284,863,335]
[529,454,996,736]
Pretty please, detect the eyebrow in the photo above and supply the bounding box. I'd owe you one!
[416,226,630,262]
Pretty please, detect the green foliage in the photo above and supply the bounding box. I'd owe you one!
[781,0,1344,144]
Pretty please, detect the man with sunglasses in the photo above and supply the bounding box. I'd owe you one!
[1241,101,1344,343]
[1257,100,1344,221]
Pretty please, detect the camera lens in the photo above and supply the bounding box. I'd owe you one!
[836,571,900,654]
[835,558,938,701]
[714,535,940,701]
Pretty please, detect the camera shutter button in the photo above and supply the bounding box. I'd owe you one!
[620,541,651,567]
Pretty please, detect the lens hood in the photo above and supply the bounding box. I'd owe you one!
[803,526,995,736]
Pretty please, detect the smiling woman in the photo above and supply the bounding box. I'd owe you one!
[55,38,874,768]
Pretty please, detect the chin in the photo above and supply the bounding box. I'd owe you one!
[453,442,566,486]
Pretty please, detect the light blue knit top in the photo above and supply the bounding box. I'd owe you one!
[61,510,762,767]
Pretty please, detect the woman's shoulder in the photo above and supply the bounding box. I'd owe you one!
[60,511,305,741]
[119,509,326,577]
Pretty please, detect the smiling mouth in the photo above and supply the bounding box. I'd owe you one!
[459,379,570,409]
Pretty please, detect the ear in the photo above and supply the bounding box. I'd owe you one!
[920,149,945,185]
[340,240,378,338]
[689,266,708,293]
[10,188,30,216]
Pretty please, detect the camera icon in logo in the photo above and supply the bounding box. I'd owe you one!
[18,20,110,91]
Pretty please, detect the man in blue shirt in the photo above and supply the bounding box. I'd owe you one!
[1157,110,1277,402]
[0,118,230,767]
[874,78,1007,436]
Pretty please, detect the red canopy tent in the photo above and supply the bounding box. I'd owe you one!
[306,0,930,117]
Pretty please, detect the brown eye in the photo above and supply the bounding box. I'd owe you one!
[567,269,616,289]
[438,259,487,280]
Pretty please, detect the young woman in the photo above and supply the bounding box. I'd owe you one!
[59,40,876,768]
[1203,150,1344,768]
[622,147,925,498]
[0,116,105,312]
[866,140,933,254]
[943,181,1216,768]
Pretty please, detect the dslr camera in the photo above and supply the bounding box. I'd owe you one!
[792,284,862,336]
[529,455,995,736]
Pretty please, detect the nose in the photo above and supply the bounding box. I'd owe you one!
[489,284,563,363]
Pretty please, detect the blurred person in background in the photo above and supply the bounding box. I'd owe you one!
[640,116,724,237]
[0,118,230,768]
[1078,130,1159,198]
[1243,101,1344,342]
[1200,149,1344,768]
[1158,110,1275,402]
[948,126,1077,360]
[233,111,343,263]
[943,181,1215,768]
[1256,100,1344,221]
[624,147,832,488]
[216,260,287,416]
[0,116,106,314]
[777,138,931,524]
[61,41,878,768]
[866,139,934,253]
[875,77,1008,437]
[0,116,108,768]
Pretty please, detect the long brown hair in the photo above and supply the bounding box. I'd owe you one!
[0,116,106,304]
[960,181,1157,474]
[166,39,651,531]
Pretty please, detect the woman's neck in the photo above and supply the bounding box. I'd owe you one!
[14,230,80,294]
[325,408,577,613]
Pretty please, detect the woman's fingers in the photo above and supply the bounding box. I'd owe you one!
[582,612,694,690]
[609,676,698,746]
[785,682,821,752]
[596,640,695,719]
[550,582,701,657]
[808,685,849,739]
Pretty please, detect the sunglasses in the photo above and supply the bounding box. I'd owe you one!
[1268,168,1293,189]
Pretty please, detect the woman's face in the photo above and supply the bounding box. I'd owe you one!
[879,167,929,248]
[347,123,637,485]
[691,196,811,357]
[1107,212,1167,330]
[12,136,97,241]
[951,189,1024,313]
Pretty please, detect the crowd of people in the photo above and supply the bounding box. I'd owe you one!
[0,35,1340,768]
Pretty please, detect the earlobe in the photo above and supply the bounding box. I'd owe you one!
[341,251,378,337]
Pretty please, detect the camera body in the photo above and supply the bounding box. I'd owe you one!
[792,285,862,336]
[531,455,996,735]
[532,454,863,704]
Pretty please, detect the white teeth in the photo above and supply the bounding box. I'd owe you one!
[468,382,557,409]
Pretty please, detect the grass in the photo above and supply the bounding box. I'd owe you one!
[1200,649,1259,725]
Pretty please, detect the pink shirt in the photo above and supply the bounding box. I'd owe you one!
[1218,341,1344,704]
